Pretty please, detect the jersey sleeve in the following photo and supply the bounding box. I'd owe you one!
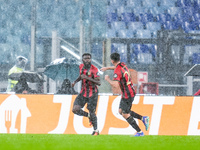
[93,67,100,78]
[113,67,121,81]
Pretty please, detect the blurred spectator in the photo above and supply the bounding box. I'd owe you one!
[6,56,28,92]
[56,78,78,94]
[13,76,38,94]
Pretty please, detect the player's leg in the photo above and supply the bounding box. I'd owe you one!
[87,93,99,135]
[72,94,88,117]
[121,111,141,132]
[128,96,143,119]
[119,98,144,136]
[130,111,142,119]
[130,97,150,131]
[130,111,150,131]
[89,109,99,136]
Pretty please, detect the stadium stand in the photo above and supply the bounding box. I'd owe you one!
[1,0,200,67]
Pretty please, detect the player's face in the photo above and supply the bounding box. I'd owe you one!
[82,55,91,68]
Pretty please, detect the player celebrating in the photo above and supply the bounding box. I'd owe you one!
[72,53,101,136]
[101,52,149,136]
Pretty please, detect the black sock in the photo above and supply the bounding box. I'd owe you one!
[90,112,97,130]
[75,109,88,117]
[130,111,143,120]
[126,116,141,132]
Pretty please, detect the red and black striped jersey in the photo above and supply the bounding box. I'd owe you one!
[113,62,136,99]
[79,64,100,98]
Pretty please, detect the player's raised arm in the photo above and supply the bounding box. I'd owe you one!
[100,66,116,72]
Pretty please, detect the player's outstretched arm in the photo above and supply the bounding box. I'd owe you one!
[100,66,116,72]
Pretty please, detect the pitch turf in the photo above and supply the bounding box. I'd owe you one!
[0,134,200,150]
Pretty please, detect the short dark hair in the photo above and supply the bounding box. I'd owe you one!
[82,53,91,58]
[110,52,120,62]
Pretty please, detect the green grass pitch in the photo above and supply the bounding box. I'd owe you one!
[0,134,200,150]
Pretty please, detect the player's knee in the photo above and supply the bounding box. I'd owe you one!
[72,105,80,114]
[89,108,96,114]
[122,113,130,119]
[89,111,96,117]
[89,109,96,117]
[118,109,122,115]
[72,108,77,114]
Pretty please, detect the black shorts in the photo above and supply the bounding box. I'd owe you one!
[73,92,98,112]
[119,97,134,114]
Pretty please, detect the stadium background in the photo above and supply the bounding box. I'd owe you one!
[0,0,200,96]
